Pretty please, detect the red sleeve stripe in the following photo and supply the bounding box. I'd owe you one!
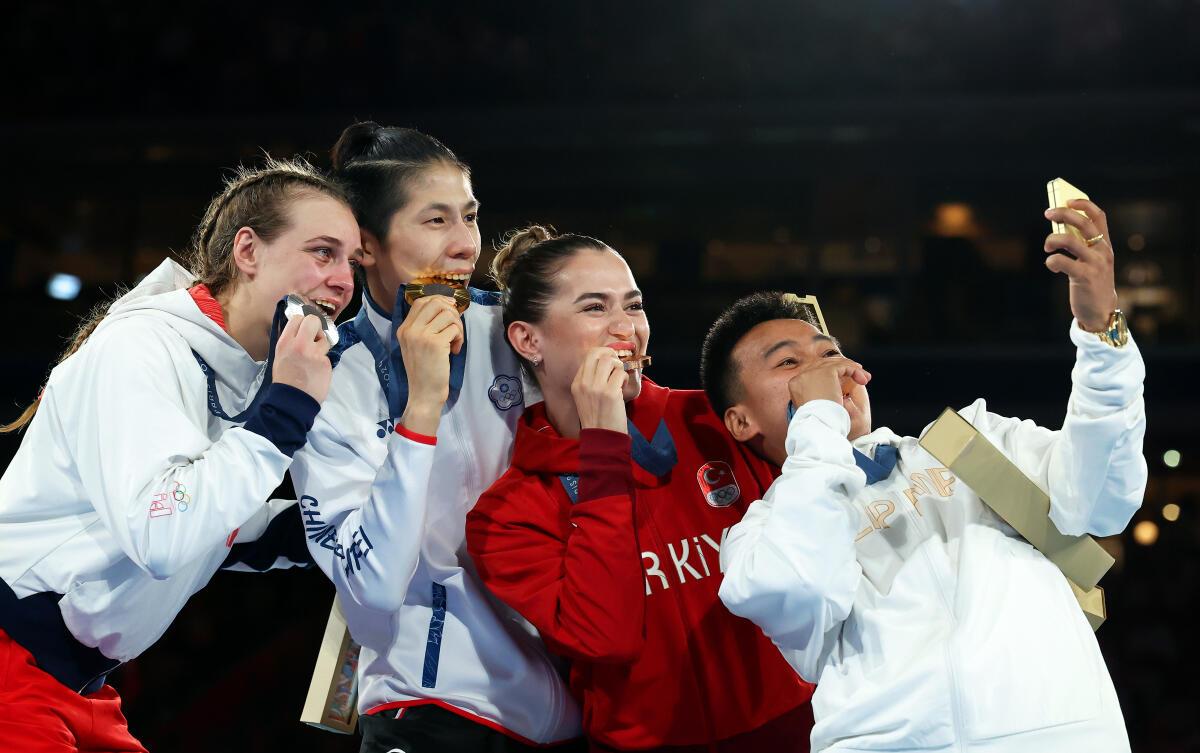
[394,424,438,445]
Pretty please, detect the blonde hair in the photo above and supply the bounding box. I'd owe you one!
[186,155,349,296]
[1,156,349,433]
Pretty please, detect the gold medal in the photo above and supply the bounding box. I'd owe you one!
[403,275,471,313]
[621,354,651,372]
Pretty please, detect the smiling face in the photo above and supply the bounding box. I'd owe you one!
[362,163,481,311]
[243,192,361,319]
[726,318,872,465]
[516,247,650,405]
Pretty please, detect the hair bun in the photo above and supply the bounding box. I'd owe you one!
[491,225,556,289]
[331,121,384,172]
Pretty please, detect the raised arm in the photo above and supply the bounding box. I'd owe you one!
[67,320,321,579]
[289,294,466,612]
[971,198,1146,536]
[467,429,645,662]
[290,413,438,612]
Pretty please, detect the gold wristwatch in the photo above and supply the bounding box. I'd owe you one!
[1087,308,1129,348]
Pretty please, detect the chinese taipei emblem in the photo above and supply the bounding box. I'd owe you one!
[488,374,523,411]
[696,461,740,508]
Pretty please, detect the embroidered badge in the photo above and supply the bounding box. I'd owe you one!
[149,492,172,518]
[696,462,740,508]
[488,374,523,411]
[149,481,192,518]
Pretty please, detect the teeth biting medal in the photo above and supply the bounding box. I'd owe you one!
[404,271,472,313]
[621,354,652,372]
[284,293,339,347]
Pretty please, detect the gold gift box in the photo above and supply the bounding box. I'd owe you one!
[920,408,1111,630]
[300,598,361,734]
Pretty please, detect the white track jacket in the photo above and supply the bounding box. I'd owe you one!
[0,260,315,692]
[720,321,1146,752]
[289,291,581,744]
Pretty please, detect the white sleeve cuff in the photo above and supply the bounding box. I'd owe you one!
[1068,318,1145,415]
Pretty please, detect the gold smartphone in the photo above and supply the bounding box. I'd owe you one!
[1046,177,1090,244]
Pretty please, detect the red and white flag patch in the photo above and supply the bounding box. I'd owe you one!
[697,461,740,508]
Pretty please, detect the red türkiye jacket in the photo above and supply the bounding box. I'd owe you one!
[466,379,814,751]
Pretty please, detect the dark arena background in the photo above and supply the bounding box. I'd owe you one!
[2,2,1198,751]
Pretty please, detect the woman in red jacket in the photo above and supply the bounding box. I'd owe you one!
[465,226,813,752]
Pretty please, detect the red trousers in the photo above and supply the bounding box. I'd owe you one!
[0,628,147,753]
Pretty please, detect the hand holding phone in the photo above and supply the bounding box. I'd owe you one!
[1046,178,1091,245]
[1042,179,1119,332]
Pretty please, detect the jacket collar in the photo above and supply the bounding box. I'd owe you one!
[512,378,676,485]
[353,288,468,417]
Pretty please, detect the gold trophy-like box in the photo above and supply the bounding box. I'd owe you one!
[920,408,1111,630]
[300,598,361,734]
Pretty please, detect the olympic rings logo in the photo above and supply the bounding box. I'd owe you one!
[171,482,192,512]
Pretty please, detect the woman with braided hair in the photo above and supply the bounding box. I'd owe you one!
[0,156,360,752]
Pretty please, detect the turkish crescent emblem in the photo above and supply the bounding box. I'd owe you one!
[696,461,740,508]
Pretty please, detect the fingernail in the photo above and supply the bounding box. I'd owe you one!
[1044,209,1054,218]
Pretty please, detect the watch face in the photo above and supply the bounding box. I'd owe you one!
[1113,311,1129,345]
[1101,310,1129,347]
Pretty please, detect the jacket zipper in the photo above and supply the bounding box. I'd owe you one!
[906,493,967,752]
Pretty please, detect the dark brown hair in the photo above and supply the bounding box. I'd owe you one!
[700,291,823,417]
[331,121,469,242]
[490,225,611,377]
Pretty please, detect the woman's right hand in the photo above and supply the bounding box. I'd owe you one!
[397,294,465,436]
[273,314,333,403]
[572,347,629,433]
